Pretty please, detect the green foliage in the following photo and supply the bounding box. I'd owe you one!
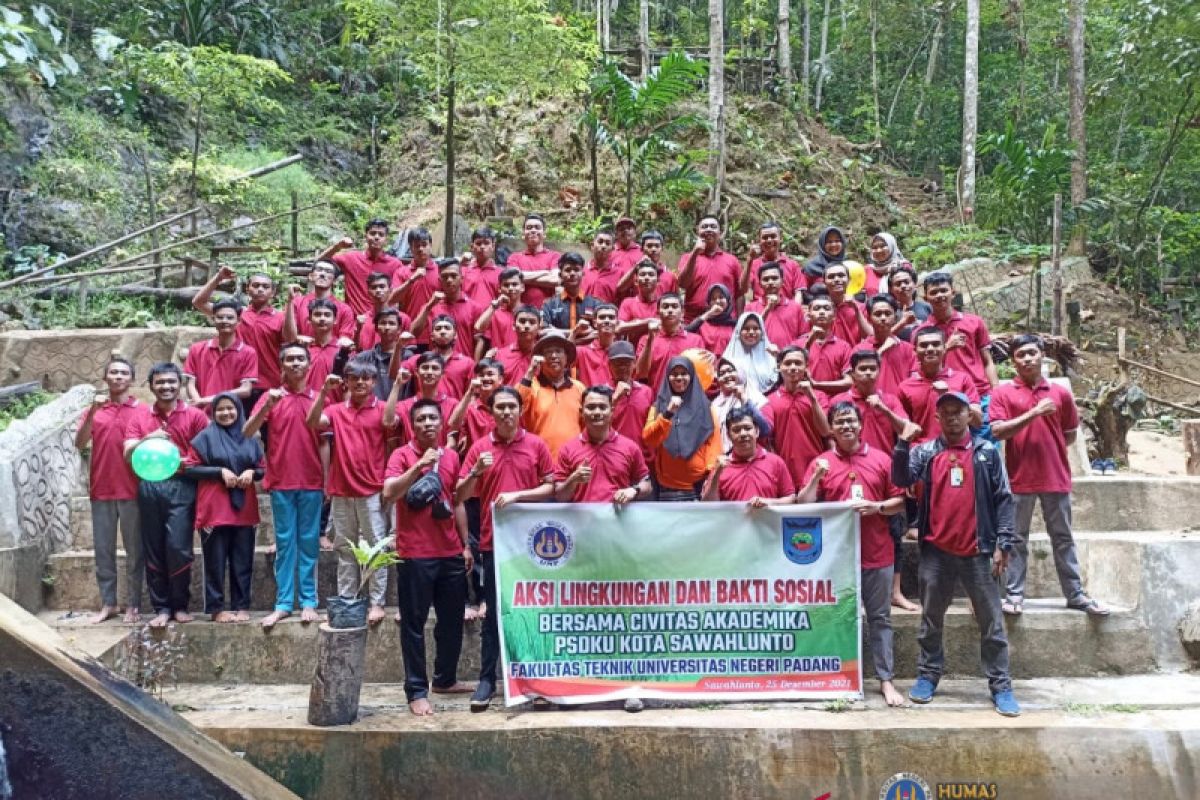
[0,4,80,87]
[587,51,710,215]
[977,122,1074,246]
[0,390,53,432]
[906,226,1046,271]
[26,293,203,330]
[122,42,291,120]
[347,536,402,599]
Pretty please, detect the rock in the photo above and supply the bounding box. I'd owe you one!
[1180,600,1200,666]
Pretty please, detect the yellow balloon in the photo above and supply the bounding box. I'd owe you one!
[681,348,715,392]
[844,260,867,296]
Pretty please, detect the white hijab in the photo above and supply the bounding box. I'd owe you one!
[722,312,778,395]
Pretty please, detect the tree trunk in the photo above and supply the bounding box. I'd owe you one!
[869,0,880,143]
[800,0,810,110]
[589,116,602,216]
[777,0,793,102]
[707,0,726,214]
[814,0,831,111]
[443,77,456,256]
[960,0,980,221]
[190,99,204,211]
[307,623,368,726]
[1067,0,1088,255]
[913,1,950,127]
[639,0,651,80]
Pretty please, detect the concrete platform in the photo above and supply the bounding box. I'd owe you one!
[176,677,1200,800]
[44,596,1152,683]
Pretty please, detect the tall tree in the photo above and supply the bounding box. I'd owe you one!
[707,0,725,213]
[1066,0,1088,254]
[913,2,951,128]
[814,0,831,111]
[639,0,651,80]
[960,0,980,221]
[869,0,880,144]
[777,0,793,103]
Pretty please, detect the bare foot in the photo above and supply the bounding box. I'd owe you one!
[892,594,919,611]
[234,610,250,622]
[464,605,480,621]
[212,611,236,623]
[123,607,140,624]
[91,606,119,624]
[477,602,487,620]
[265,543,276,556]
[148,612,170,628]
[903,528,918,542]
[261,610,290,628]
[319,536,335,552]
[300,607,319,623]
[881,680,906,707]
[368,605,386,625]
[173,610,194,624]
[432,681,475,695]
[408,697,434,716]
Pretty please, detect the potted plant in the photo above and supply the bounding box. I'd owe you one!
[326,538,402,629]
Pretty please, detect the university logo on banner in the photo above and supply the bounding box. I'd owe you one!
[782,517,823,565]
[526,519,573,568]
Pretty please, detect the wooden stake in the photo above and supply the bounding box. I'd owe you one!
[1184,420,1200,476]
[1052,192,1064,336]
[307,623,368,726]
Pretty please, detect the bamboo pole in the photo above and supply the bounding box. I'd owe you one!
[0,207,200,291]
[18,261,190,285]
[228,153,303,184]
[1119,356,1200,390]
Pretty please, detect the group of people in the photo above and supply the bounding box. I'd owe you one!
[76,212,1109,717]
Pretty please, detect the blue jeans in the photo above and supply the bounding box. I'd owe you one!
[270,489,323,612]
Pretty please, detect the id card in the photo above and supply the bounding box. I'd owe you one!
[850,484,864,501]
[950,466,964,487]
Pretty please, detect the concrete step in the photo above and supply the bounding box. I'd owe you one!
[172,677,1200,800]
[70,494,277,552]
[44,597,1152,684]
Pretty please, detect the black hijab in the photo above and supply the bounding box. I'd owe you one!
[191,393,263,511]
[803,225,846,283]
[705,283,737,327]
[654,356,715,460]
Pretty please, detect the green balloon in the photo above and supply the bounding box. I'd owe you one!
[131,438,181,482]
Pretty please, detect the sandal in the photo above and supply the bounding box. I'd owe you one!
[1067,595,1110,616]
[1001,598,1023,616]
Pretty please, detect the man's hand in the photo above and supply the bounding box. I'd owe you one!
[494,491,519,508]
[748,243,761,260]
[899,310,917,327]
[336,336,356,350]
[216,264,237,283]
[715,454,731,471]
[646,318,661,335]
[469,377,483,397]
[798,379,815,396]
[296,335,314,346]
[356,314,367,326]
[765,294,780,310]
[287,284,304,301]
[899,420,923,442]
[692,239,706,255]
[931,380,949,394]
[612,487,637,505]
[324,374,344,390]
[474,451,494,475]
[397,367,412,385]
[527,355,544,379]
[808,324,827,341]
[572,319,593,338]
[814,458,830,477]
[614,381,631,401]
[411,266,427,282]
[850,499,880,516]
[572,462,593,484]
[1035,398,1058,417]
[748,496,769,509]
[91,394,108,410]
[462,545,474,574]
[991,548,1009,578]
[418,447,439,469]
[946,332,967,351]
[864,393,884,410]
[497,295,511,309]
[666,396,683,415]
[265,388,285,406]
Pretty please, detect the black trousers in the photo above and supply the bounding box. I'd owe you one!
[200,525,255,613]
[479,550,499,685]
[464,498,484,606]
[138,478,197,615]
[398,556,467,701]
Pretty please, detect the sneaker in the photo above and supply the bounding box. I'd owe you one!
[1090,459,1105,474]
[1103,459,1117,475]
[470,679,494,713]
[909,677,937,704]
[623,698,645,713]
[992,690,1021,717]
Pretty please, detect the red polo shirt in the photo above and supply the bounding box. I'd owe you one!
[926,437,978,556]
[386,443,463,558]
[676,249,742,321]
[717,447,795,501]
[581,262,624,304]
[418,294,482,355]
[804,443,902,568]
[457,399,497,451]
[610,242,645,276]
[464,261,502,307]
[401,351,473,400]
[495,344,535,387]
[357,309,412,352]
[747,254,802,300]
[897,367,979,443]
[332,249,403,316]
[305,340,344,400]
[82,397,142,500]
[830,298,867,345]
[793,333,852,385]
[746,297,808,348]
[460,429,555,551]
[830,387,907,453]
[554,430,649,502]
[482,306,515,351]
[322,396,388,497]
[636,327,706,394]
[394,393,459,447]
[195,459,263,529]
[508,249,561,308]
[292,293,356,339]
[761,386,830,485]
[251,387,324,491]
[618,295,660,347]
[124,401,208,469]
[575,339,615,388]
[989,378,1078,494]
[237,305,285,388]
[389,260,443,320]
[183,338,258,397]
[612,381,653,456]
[873,337,916,395]
[698,322,735,358]
[926,311,993,397]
